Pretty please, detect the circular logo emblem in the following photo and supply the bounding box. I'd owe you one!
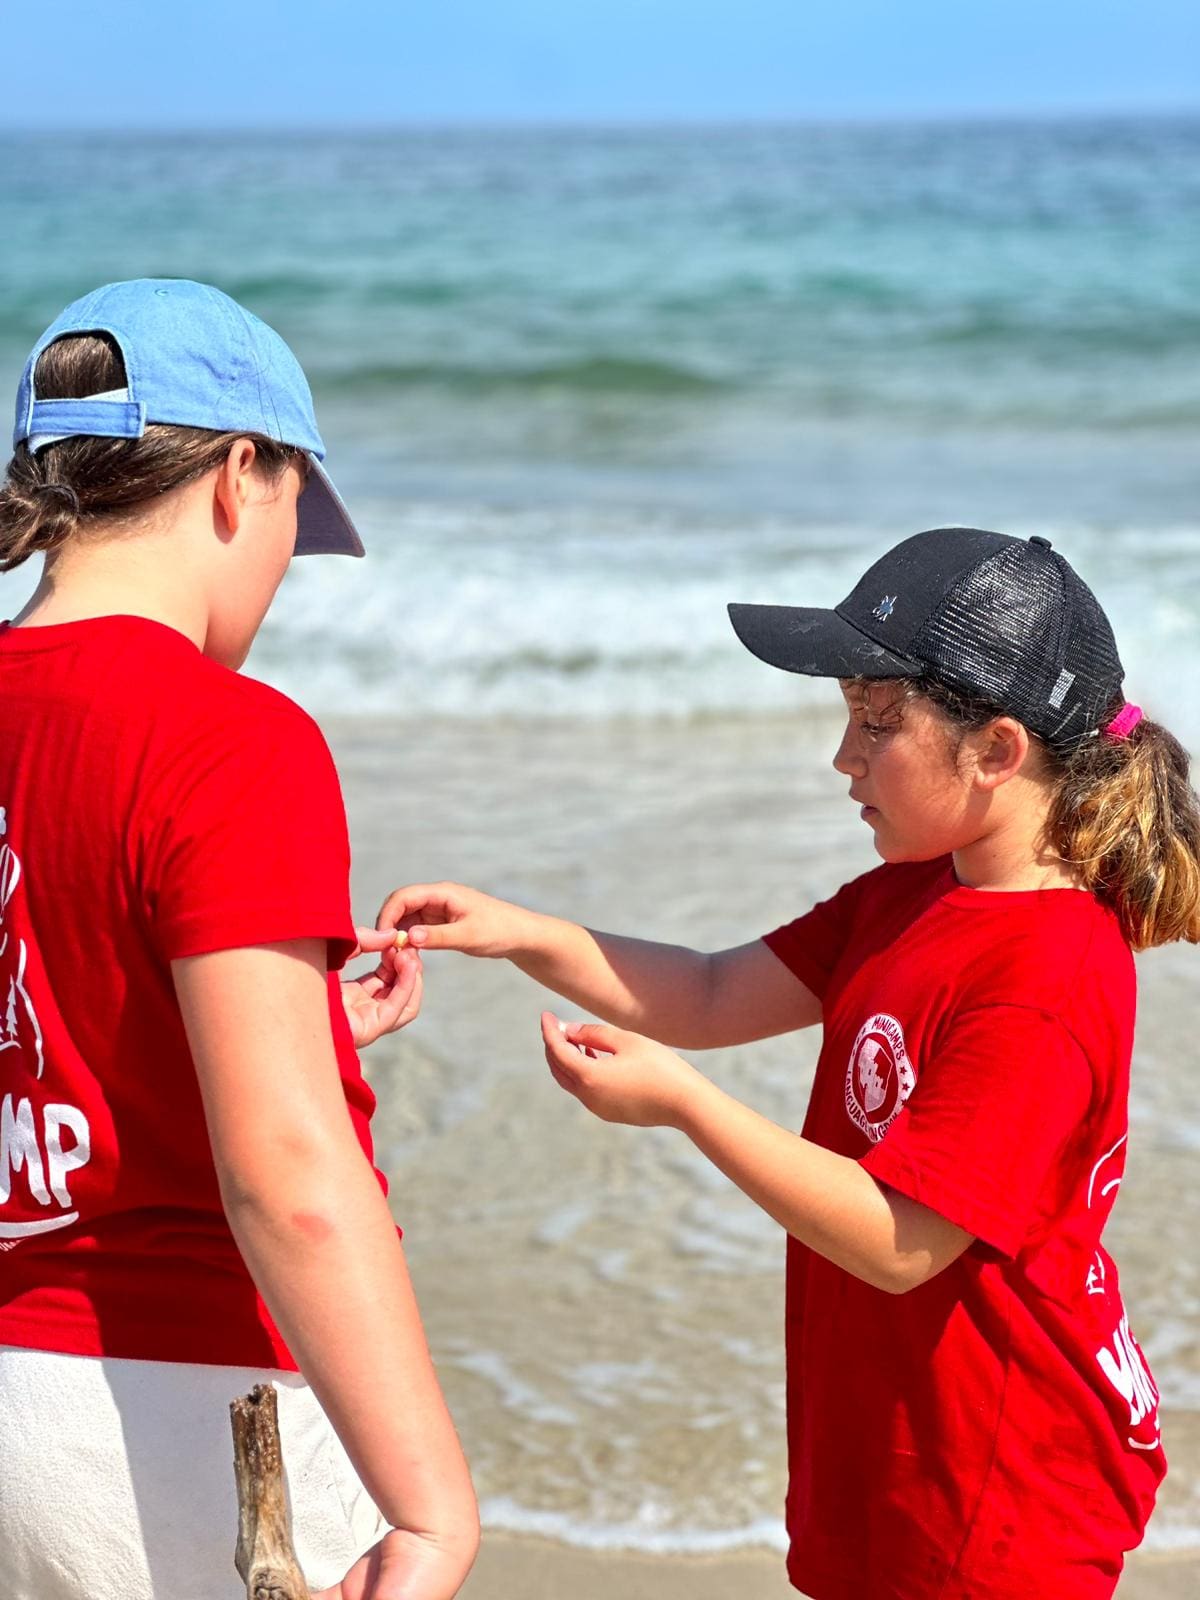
[846,1014,915,1142]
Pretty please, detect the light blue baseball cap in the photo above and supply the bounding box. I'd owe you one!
[12,278,364,557]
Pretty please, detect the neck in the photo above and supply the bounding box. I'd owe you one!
[952,798,1081,893]
[12,536,209,652]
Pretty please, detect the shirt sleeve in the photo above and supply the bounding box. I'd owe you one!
[861,1004,1094,1257]
[761,872,870,1000]
[140,697,357,968]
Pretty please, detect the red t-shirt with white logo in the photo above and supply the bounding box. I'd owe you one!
[0,616,383,1370]
[764,859,1164,1600]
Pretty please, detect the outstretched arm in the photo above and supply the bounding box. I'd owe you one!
[377,882,821,1049]
[174,939,479,1600]
[541,1015,974,1295]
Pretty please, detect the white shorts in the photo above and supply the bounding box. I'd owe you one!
[0,1344,390,1600]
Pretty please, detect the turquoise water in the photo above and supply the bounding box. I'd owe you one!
[1,121,1198,725]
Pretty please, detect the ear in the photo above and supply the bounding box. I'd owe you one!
[970,716,1031,792]
[212,439,260,538]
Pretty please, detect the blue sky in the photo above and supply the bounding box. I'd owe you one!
[2,1,1198,126]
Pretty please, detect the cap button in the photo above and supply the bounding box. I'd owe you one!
[1029,535,1053,550]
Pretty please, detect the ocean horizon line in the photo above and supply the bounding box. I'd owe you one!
[3,106,1200,138]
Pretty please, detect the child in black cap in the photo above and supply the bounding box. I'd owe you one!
[380,526,1199,1600]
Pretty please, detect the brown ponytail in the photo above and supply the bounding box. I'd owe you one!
[1043,716,1200,950]
[860,674,1200,950]
[0,332,305,573]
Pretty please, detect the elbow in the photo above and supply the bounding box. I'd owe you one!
[870,1255,942,1296]
[843,1243,941,1296]
[218,1181,345,1252]
[661,953,721,1051]
[214,1139,359,1242]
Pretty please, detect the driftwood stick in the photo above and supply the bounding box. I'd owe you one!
[230,1383,310,1600]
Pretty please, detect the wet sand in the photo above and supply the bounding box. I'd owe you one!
[326,711,1200,1594]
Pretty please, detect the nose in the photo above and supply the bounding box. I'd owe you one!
[832,720,867,778]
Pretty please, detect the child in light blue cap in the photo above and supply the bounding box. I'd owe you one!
[0,280,479,1600]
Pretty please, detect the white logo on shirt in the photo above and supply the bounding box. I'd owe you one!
[1083,1134,1161,1453]
[0,812,91,1242]
[1097,1314,1161,1452]
[846,1013,915,1142]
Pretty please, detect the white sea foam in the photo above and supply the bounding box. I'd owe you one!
[2,502,1195,747]
[448,1348,580,1428]
[478,1495,791,1555]
[240,505,1200,750]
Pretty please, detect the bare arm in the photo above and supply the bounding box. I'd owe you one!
[542,1016,974,1295]
[173,939,479,1597]
[377,883,821,1048]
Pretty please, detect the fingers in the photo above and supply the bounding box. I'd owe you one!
[346,952,424,1049]
[374,948,422,1021]
[390,958,424,1030]
[375,885,477,952]
[540,1012,617,1070]
[563,1020,620,1055]
[354,925,405,956]
[375,883,461,934]
[345,942,419,991]
[542,1014,619,1057]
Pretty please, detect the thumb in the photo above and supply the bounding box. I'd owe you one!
[542,1013,620,1056]
[404,921,470,951]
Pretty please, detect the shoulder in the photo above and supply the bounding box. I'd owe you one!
[121,627,339,809]
[132,628,331,757]
[949,890,1133,1023]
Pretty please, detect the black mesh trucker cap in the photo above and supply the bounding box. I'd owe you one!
[728,527,1125,750]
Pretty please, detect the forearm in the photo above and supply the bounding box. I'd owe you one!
[220,1145,477,1552]
[512,912,716,1046]
[675,1075,960,1292]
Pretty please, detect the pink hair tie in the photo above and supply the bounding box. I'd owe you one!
[1103,703,1143,741]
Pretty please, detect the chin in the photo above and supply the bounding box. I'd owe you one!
[871,831,954,865]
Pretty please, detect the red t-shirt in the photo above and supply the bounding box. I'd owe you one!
[764,859,1164,1600]
[0,615,384,1370]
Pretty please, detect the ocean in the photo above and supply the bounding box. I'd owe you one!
[1,119,1199,733]
[1,121,1199,1562]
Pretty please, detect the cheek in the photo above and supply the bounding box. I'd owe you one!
[874,749,970,849]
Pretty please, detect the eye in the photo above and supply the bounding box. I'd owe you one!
[852,712,901,743]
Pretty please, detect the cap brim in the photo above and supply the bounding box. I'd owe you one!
[294,456,365,558]
[727,603,921,679]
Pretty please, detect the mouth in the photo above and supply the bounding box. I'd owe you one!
[851,793,879,821]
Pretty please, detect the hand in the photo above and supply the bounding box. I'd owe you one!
[376,882,533,960]
[340,928,424,1049]
[540,1011,703,1129]
[311,1525,477,1600]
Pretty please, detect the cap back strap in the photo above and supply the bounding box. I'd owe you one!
[26,393,146,454]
